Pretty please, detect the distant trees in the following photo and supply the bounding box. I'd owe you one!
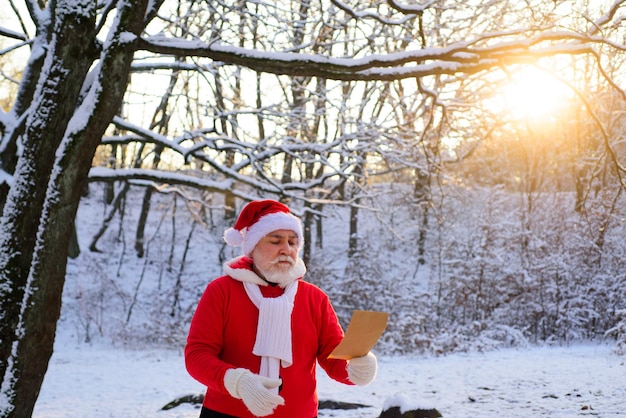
[2,0,626,416]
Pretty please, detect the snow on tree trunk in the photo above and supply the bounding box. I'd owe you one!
[0,4,100,412]
[0,0,151,416]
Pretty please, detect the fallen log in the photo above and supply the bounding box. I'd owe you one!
[162,394,371,411]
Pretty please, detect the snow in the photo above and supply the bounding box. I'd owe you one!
[24,186,626,417]
[4,0,626,414]
[33,330,626,417]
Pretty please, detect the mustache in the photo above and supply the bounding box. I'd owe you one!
[270,255,295,266]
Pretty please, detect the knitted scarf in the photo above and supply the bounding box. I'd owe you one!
[243,280,298,391]
[224,256,304,393]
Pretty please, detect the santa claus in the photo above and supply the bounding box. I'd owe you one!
[185,199,377,417]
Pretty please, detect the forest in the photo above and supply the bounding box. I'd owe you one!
[2,1,626,417]
[66,179,626,356]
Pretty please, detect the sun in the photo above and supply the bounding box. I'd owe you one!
[498,67,573,123]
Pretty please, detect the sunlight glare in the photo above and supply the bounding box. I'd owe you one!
[500,67,572,122]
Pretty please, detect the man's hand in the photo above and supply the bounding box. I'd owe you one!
[224,368,284,416]
[347,351,378,386]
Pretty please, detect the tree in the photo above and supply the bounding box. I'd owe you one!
[0,1,155,416]
[2,0,626,415]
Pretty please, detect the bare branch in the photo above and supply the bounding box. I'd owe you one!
[137,31,599,81]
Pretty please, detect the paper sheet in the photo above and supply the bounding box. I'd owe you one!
[328,310,389,360]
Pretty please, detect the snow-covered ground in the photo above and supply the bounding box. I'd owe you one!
[33,332,626,418]
[29,188,626,417]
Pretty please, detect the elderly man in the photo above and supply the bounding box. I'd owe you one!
[185,199,377,417]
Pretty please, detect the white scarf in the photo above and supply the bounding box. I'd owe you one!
[243,280,298,393]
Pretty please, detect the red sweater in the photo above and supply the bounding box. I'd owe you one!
[185,257,352,417]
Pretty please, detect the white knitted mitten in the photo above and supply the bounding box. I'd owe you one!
[224,368,284,416]
[347,351,378,386]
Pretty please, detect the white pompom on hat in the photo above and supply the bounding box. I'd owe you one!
[224,200,304,256]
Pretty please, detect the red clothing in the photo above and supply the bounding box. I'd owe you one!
[185,257,352,417]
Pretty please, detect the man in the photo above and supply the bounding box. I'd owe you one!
[185,199,378,417]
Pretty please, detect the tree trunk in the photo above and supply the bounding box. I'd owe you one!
[348,202,359,258]
[0,1,100,393]
[135,145,163,258]
[413,168,431,265]
[89,181,131,252]
[0,0,151,416]
[0,32,47,213]
[302,205,312,265]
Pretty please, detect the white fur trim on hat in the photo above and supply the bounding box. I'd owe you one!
[242,211,303,256]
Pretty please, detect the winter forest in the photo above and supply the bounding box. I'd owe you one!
[2,0,626,417]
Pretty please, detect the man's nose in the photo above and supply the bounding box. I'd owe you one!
[278,241,291,253]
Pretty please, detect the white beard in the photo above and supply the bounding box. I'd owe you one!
[257,256,303,288]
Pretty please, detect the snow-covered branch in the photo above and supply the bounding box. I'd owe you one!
[136,31,599,81]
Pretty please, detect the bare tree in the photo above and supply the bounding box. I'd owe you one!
[2,0,626,415]
[0,1,155,416]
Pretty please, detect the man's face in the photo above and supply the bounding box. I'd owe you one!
[251,229,299,280]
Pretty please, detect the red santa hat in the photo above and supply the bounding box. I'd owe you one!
[223,199,304,256]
